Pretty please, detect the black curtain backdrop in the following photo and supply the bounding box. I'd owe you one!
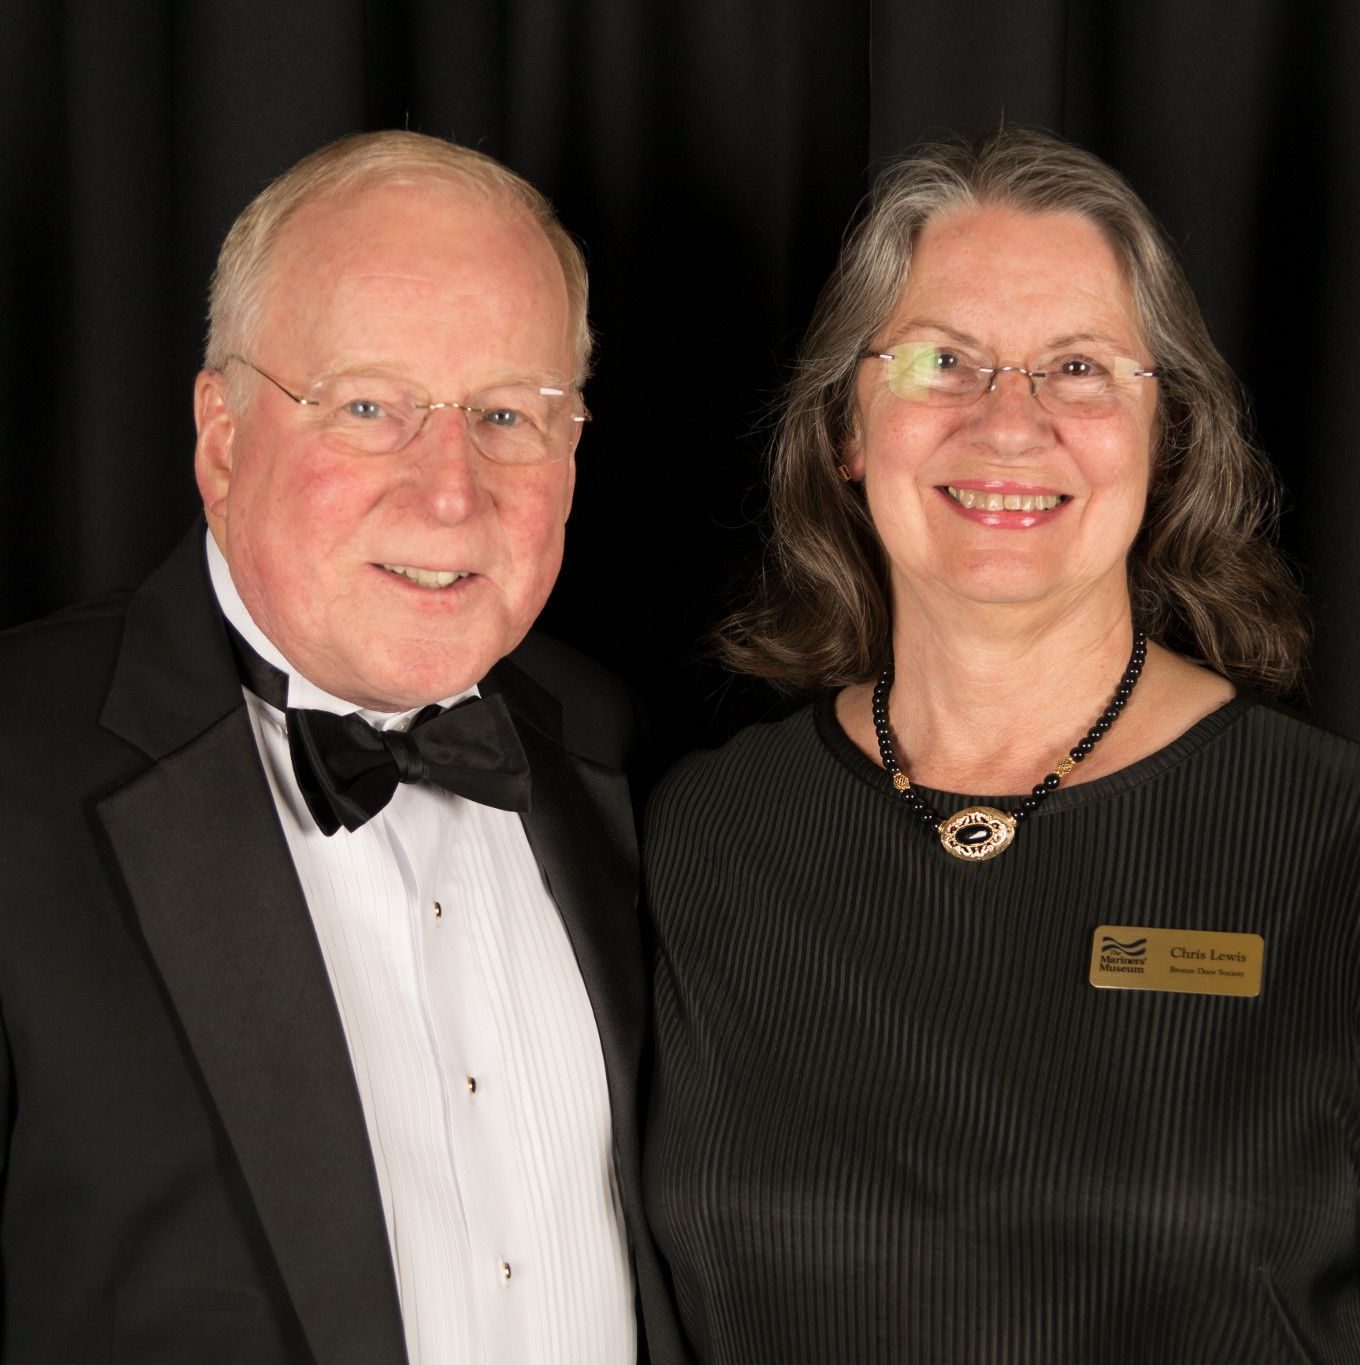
[3,2,1357,766]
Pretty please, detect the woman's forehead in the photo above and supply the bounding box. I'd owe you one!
[888,205,1143,347]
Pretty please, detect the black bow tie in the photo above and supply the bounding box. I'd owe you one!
[227,625,532,836]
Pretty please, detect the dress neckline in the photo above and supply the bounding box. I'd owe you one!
[814,690,1259,819]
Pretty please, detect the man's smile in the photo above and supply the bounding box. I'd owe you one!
[378,562,474,589]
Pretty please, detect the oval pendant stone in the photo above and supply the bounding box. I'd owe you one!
[938,806,1016,862]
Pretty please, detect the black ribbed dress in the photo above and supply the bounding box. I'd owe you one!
[643,696,1360,1364]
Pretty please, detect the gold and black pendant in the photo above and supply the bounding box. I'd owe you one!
[937,807,1016,862]
[871,632,1147,861]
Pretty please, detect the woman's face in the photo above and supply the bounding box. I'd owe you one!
[846,204,1159,623]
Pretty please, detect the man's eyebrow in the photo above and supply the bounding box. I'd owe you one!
[317,357,417,379]
[315,359,573,388]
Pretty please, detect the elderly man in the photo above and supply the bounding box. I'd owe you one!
[0,133,683,1365]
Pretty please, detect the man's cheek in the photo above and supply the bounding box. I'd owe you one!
[284,447,374,513]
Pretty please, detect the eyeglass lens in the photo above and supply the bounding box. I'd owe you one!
[305,374,581,463]
[881,343,1152,416]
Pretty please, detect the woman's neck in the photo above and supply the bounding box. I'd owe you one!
[836,589,1235,796]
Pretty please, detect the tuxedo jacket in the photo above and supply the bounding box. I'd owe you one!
[0,528,687,1364]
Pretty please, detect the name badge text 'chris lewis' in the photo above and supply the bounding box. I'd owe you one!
[1089,925,1264,997]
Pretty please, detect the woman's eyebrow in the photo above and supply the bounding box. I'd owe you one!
[890,323,1130,351]
[889,320,980,345]
[1048,331,1124,349]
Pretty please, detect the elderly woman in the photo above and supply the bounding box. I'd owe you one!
[644,129,1358,1364]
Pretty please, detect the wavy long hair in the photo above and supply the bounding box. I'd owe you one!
[721,128,1308,695]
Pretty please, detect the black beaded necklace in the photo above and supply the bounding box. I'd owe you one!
[870,631,1148,861]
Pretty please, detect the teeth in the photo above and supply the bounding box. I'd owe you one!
[947,487,1061,512]
[381,564,470,589]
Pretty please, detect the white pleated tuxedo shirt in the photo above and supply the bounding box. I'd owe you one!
[207,536,635,1365]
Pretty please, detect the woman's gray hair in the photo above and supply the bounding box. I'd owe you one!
[721,127,1308,695]
[205,129,592,391]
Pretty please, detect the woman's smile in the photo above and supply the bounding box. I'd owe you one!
[939,482,1070,528]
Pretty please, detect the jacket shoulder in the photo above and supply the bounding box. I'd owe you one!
[504,631,642,772]
[0,593,131,716]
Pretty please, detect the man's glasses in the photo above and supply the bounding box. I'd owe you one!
[228,355,590,464]
[860,342,1158,419]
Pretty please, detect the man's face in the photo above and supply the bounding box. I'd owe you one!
[194,180,578,710]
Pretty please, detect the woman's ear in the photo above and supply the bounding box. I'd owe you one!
[840,422,866,482]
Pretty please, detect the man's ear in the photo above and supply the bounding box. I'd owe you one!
[193,369,236,521]
[562,443,578,523]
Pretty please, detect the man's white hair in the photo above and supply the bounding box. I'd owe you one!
[205,129,592,392]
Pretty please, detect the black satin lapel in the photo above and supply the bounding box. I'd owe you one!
[100,525,245,760]
[516,724,646,1138]
[481,652,563,751]
[96,709,407,1365]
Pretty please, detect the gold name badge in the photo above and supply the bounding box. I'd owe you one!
[1089,925,1265,997]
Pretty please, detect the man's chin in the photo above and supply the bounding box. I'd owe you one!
[347,673,482,713]
[343,643,506,713]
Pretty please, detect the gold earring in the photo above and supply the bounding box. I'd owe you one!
[837,463,853,482]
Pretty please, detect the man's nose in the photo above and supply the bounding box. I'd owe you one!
[406,408,484,521]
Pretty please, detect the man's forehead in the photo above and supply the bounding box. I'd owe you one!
[247,181,571,375]
[277,178,536,260]
[260,183,561,309]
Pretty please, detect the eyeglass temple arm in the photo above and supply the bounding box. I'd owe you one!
[226,354,319,406]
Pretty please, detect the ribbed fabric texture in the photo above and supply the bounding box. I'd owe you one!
[644,697,1360,1364]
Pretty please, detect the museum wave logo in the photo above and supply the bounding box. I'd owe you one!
[1099,936,1147,958]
